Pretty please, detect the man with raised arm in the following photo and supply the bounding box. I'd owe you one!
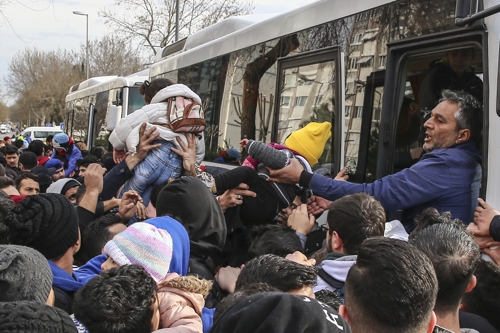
[269,90,482,232]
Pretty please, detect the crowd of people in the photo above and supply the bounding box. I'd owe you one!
[0,80,499,333]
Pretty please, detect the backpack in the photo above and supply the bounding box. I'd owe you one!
[166,96,206,133]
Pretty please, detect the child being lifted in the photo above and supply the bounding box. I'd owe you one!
[198,122,331,226]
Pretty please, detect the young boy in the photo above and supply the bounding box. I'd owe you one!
[208,122,331,226]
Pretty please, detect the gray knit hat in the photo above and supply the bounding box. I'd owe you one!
[0,301,77,333]
[0,245,53,303]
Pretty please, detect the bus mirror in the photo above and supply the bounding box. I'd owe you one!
[106,105,122,132]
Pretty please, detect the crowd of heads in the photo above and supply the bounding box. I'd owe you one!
[0,87,497,333]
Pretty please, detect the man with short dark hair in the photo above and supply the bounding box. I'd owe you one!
[235,254,317,298]
[76,155,100,177]
[339,237,438,333]
[269,90,483,232]
[314,193,385,295]
[46,158,65,182]
[247,224,303,261]
[19,151,37,172]
[46,134,54,147]
[15,173,40,196]
[409,218,487,333]
[0,176,18,196]
[28,140,49,166]
[4,145,20,180]
[80,214,127,263]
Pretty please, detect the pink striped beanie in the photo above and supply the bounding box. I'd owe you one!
[103,222,173,283]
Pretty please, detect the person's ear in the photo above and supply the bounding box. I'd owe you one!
[427,311,437,333]
[456,129,471,144]
[333,231,343,251]
[465,275,477,293]
[339,305,350,323]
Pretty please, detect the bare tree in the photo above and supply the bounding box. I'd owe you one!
[4,35,145,126]
[73,34,145,76]
[240,35,300,140]
[100,0,253,56]
[4,48,82,124]
[0,100,9,121]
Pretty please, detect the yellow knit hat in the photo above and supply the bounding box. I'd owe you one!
[285,122,332,166]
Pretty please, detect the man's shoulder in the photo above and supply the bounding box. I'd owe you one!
[420,143,480,163]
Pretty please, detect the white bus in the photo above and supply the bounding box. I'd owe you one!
[65,72,148,148]
[148,0,500,209]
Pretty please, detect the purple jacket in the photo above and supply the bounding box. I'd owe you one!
[308,142,482,232]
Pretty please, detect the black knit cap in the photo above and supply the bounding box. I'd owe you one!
[4,193,79,259]
[211,292,352,333]
[0,301,78,333]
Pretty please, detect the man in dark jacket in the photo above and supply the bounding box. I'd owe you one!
[420,48,483,119]
[3,194,100,314]
[418,48,483,146]
[4,145,21,180]
[268,90,482,233]
[410,219,496,333]
[314,193,385,297]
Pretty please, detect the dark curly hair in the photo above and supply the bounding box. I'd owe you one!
[235,254,317,292]
[73,265,158,333]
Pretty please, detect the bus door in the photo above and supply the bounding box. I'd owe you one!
[365,28,486,219]
[353,70,385,183]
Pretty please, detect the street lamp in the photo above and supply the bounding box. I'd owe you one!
[73,11,89,80]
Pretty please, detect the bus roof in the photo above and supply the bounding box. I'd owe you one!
[68,76,117,94]
[66,75,148,103]
[149,0,394,77]
[183,14,277,52]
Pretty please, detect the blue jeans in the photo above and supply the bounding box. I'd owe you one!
[120,140,183,208]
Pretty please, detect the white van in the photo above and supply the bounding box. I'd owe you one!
[20,127,63,142]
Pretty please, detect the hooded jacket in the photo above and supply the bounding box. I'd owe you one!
[48,259,100,314]
[156,177,226,252]
[210,292,351,333]
[306,142,482,232]
[156,177,227,308]
[37,156,50,166]
[155,273,210,333]
[46,178,81,196]
[50,145,83,178]
[146,216,191,276]
[109,84,205,164]
[313,254,357,293]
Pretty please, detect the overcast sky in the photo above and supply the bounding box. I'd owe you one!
[0,0,317,104]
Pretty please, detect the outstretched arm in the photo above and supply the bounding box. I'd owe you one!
[247,140,289,170]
